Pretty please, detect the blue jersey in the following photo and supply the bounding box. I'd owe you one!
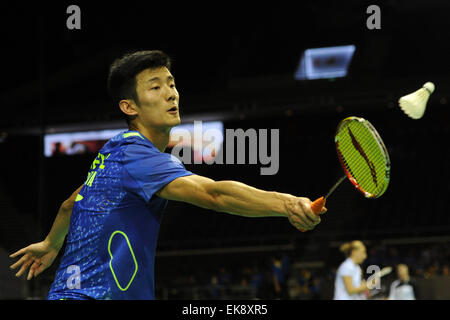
[47,130,193,300]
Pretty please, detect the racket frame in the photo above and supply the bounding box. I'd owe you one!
[334,117,391,199]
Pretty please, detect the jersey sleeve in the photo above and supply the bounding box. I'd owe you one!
[122,143,193,202]
[339,262,354,277]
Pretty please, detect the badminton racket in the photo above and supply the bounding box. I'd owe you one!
[367,266,393,292]
[301,116,391,232]
[367,267,392,299]
[374,266,393,279]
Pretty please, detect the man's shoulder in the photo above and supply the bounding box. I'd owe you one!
[111,131,148,145]
[104,131,155,152]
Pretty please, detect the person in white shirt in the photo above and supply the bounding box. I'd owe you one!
[334,240,373,300]
[388,264,416,300]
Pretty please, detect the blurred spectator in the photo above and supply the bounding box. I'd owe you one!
[52,142,66,156]
[388,264,417,300]
[66,142,88,155]
[206,275,224,299]
[309,277,321,300]
[248,266,264,298]
[217,267,232,286]
[281,254,290,276]
[271,255,288,299]
[424,263,439,279]
[287,269,300,299]
[235,276,253,298]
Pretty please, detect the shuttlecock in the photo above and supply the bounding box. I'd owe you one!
[398,82,435,119]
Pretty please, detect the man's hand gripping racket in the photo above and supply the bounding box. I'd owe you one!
[300,116,391,232]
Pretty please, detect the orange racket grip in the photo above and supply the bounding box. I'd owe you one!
[311,196,326,215]
[299,197,326,232]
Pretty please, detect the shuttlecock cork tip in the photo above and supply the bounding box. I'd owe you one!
[423,82,435,94]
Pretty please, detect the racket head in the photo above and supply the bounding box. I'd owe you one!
[335,117,391,199]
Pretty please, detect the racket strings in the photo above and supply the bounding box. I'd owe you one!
[336,119,390,198]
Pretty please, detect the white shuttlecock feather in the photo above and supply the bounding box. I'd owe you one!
[398,82,435,119]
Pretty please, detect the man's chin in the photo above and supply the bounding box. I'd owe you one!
[171,116,181,126]
[165,117,181,130]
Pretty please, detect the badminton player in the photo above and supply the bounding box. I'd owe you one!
[9,50,326,300]
[333,240,374,300]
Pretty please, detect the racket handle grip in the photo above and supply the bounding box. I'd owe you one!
[299,196,326,232]
[311,196,326,215]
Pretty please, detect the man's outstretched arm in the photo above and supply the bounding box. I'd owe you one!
[156,174,326,231]
[9,185,83,280]
[44,185,83,249]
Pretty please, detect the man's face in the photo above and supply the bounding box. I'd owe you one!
[133,67,180,130]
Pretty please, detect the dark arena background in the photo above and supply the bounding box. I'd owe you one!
[1,1,450,304]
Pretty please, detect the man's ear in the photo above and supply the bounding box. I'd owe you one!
[119,100,139,117]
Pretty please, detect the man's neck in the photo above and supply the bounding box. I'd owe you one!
[130,123,170,152]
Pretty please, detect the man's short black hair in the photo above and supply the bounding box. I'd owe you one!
[107,50,172,126]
